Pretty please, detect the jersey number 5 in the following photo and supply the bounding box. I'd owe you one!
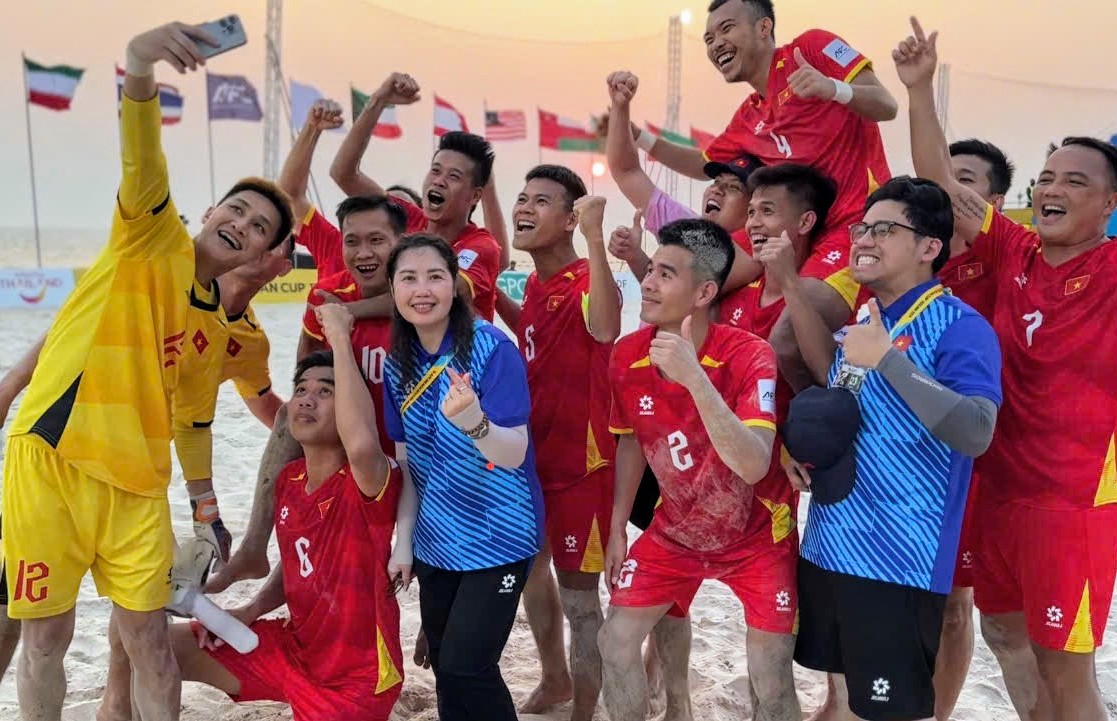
[524,325,536,362]
[1022,309,1044,348]
[295,537,314,578]
[668,430,694,471]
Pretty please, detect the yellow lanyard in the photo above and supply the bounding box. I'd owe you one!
[401,353,454,416]
[887,284,945,340]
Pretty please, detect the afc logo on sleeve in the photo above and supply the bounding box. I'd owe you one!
[757,379,777,414]
[457,249,479,270]
[822,38,858,68]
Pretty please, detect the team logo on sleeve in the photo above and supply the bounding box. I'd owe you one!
[457,249,479,270]
[757,379,776,414]
[822,38,858,67]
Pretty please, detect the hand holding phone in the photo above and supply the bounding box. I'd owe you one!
[196,14,248,59]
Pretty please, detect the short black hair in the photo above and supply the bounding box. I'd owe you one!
[335,195,407,236]
[436,131,495,188]
[949,139,1015,196]
[658,218,735,290]
[1059,136,1117,191]
[707,0,775,32]
[747,163,838,241]
[865,176,953,273]
[386,184,422,206]
[293,350,334,386]
[524,164,588,210]
[219,177,295,249]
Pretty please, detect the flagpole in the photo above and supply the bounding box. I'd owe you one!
[205,73,216,206]
[536,107,542,166]
[20,53,43,268]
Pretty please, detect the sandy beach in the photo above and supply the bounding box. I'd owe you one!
[0,304,1114,720]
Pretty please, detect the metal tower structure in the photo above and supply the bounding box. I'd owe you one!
[263,0,283,180]
[665,14,683,198]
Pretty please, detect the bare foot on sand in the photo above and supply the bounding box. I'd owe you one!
[519,674,574,715]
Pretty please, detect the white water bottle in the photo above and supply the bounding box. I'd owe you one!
[166,537,259,654]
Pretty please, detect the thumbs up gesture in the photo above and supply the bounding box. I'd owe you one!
[787,46,837,102]
[839,299,893,369]
[649,315,703,390]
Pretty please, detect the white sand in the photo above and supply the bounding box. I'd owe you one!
[0,304,1114,720]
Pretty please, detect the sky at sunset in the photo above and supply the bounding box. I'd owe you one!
[2,0,1117,240]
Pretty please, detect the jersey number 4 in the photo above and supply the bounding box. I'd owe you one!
[668,430,694,471]
[295,537,314,578]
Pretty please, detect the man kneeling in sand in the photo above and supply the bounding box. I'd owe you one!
[102,305,404,721]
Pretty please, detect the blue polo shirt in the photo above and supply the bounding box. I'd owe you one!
[384,320,544,571]
[801,280,1002,593]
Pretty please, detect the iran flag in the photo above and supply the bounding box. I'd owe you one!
[434,95,468,136]
[24,57,84,111]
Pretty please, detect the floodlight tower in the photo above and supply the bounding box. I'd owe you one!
[665,10,691,198]
[263,0,283,179]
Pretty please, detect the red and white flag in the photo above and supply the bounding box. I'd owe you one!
[485,109,527,141]
[434,95,468,136]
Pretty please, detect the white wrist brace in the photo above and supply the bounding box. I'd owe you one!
[832,79,854,105]
[636,129,657,152]
[125,49,155,78]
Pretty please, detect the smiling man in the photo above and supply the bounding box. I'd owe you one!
[900,18,1117,721]
[0,21,293,721]
[330,72,502,321]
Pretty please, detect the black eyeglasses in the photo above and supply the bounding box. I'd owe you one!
[849,220,922,244]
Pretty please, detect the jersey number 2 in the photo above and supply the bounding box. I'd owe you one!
[524,325,536,362]
[668,431,694,471]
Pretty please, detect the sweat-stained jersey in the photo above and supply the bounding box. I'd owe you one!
[608,323,791,558]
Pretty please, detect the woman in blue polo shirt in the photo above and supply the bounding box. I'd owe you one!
[382,233,543,721]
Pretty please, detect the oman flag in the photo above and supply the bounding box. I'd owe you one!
[434,95,468,136]
[647,122,695,148]
[690,126,717,152]
[538,110,598,152]
[351,86,401,139]
[24,57,84,110]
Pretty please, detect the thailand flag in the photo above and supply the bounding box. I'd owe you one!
[115,66,183,125]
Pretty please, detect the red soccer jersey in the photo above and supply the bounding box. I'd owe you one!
[273,459,403,689]
[302,270,394,454]
[705,29,891,234]
[609,323,785,557]
[296,208,347,279]
[972,208,1117,509]
[938,248,997,320]
[391,197,501,322]
[516,259,615,491]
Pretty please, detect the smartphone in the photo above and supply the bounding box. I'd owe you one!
[197,15,247,59]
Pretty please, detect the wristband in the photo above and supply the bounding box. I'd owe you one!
[636,129,657,152]
[190,491,220,524]
[832,79,854,105]
[124,49,155,78]
[447,395,484,431]
[464,415,491,440]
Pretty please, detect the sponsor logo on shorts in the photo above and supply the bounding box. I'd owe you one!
[500,574,517,594]
[564,534,578,552]
[870,677,890,702]
[961,550,974,568]
[638,395,654,416]
[775,590,791,611]
[617,559,638,590]
[1046,605,1064,628]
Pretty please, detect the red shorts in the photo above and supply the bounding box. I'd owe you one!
[974,501,1117,652]
[951,472,980,589]
[206,619,402,720]
[609,528,799,634]
[544,468,613,574]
